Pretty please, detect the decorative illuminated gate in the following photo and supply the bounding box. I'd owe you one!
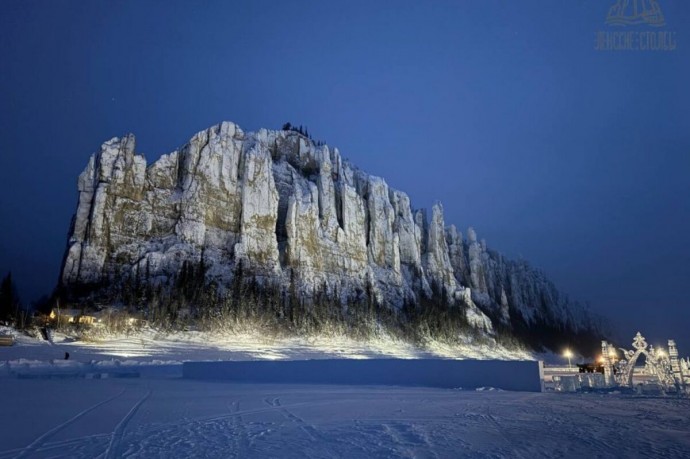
[601,332,689,392]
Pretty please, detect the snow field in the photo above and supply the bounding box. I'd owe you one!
[2,329,689,457]
[1,377,689,458]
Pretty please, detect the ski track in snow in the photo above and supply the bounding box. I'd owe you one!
[228,400,251,458]
[11,388,126,459]
[264,396,324,443]
[103,389,151,459]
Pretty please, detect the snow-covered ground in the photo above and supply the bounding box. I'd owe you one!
[2,328,689,458]
[0,326,534,365]
[1,376,689,458]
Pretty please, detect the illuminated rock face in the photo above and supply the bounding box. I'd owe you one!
[61,121,594,333]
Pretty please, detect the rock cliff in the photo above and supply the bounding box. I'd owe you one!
[60,122,599,344]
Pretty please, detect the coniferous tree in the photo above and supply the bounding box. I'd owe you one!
[0,272,18,323]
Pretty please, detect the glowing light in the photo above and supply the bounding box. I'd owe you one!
[563,349,574,369]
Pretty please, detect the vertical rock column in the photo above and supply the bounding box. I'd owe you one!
[424,203,457,296]
[446,225,469,286]
[390,190,422,270]
[365,176,399,273]
[467,227,488,293]
[61,135,145,284]
[234,132,280,273]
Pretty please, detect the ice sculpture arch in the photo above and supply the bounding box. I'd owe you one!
[602,333,689,393]
[616,332,674,388]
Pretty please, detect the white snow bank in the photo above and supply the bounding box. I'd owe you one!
[0,357,180,380]
[183,359,545,392]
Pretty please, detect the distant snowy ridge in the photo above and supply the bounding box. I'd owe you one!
[59,121,602,351]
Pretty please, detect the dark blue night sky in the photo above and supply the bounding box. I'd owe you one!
[1,1,689,350]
